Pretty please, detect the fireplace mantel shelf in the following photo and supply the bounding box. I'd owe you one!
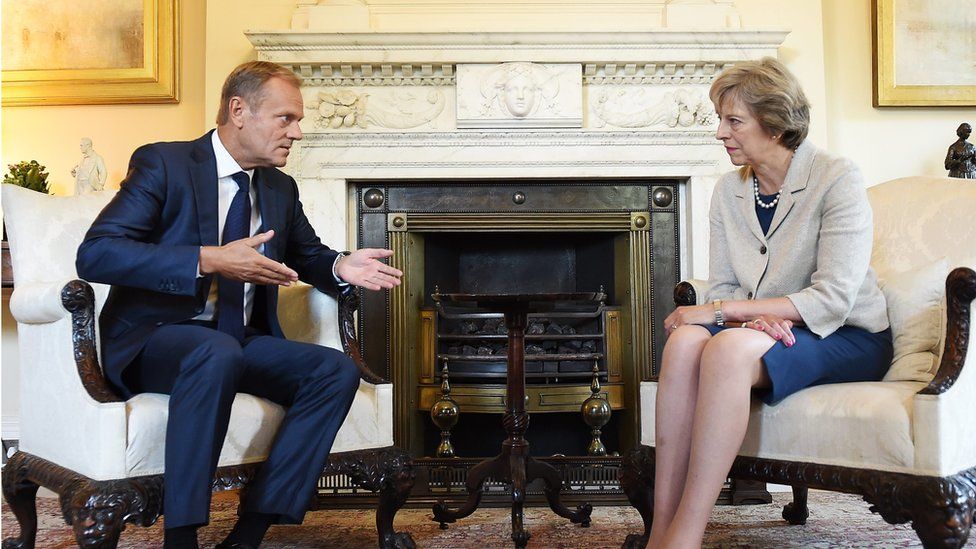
[247,29,790,63]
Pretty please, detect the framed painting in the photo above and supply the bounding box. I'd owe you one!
[872,0,976,107]
[2,0,179,106]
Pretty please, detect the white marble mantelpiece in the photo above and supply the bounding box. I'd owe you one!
[247,28,789,280]
[247,30,789,66]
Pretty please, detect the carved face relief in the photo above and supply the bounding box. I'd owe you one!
[479,62,559,120]
[503,73,537,118]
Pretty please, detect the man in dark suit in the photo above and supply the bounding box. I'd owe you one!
[76,61,402,549]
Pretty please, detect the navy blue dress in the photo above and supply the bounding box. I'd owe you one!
[702,192,893,405]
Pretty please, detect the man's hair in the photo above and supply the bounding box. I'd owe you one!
[709,57,810,151]
[216,61,301,125]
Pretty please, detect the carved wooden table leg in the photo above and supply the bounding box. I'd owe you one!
[432,453,505,527]
[431,294,596,547]
[526,456,592,526]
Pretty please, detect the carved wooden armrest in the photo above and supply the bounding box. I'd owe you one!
[337,285,389,385]
[674,281,698,307]
[920,267,976,395]
[61,280,123,403]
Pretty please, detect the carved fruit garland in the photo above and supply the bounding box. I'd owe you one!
[317,89,367,129]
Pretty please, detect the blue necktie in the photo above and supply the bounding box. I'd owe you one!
[216,171,251,341]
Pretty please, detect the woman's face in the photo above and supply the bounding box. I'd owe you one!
[714,95,780,167]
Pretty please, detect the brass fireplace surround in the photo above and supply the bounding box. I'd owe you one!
[355,180,679,456]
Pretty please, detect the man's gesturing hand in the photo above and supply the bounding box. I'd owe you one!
[199,230,299,286]
[336,248,403,291]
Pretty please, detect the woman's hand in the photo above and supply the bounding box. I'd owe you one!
[740,314,795,346]
[663,304,714,335]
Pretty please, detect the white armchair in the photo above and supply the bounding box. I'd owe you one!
[621,176,976,548]
[0,184,414,549]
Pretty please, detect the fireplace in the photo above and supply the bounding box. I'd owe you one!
[354,179,678,456]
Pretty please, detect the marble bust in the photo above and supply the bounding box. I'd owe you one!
[72,138,107,194]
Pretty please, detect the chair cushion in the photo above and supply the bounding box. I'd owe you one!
[879,258,947,382]
[125,381,392,477]
[641,379,927,473]
[126,393,286,477]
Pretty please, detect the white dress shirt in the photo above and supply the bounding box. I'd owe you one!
[193,131,264,324]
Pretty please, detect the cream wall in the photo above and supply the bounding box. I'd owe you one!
[823,0,976,186]
[204,1,299,126]
[0,2,208,437]
[1,2,209,196]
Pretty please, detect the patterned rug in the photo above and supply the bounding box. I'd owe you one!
[1,489,959,548]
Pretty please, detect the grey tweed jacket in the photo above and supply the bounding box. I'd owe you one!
[703,140,889,338]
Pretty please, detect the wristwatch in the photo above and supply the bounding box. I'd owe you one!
[713,299,726,327]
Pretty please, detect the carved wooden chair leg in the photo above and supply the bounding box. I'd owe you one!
[905,478,975,548]
[1,452,40,549]
[782,484,809,525]
[63,488,126,549]
[62,477,162,549]
[325,447,416,549]
[375,452,416,549]
[619,445,656,549]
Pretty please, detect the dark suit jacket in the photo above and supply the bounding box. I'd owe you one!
[76,131,340,391]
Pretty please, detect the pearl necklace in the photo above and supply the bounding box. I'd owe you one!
[753,174,781,210]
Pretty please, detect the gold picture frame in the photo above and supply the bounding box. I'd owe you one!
[872,0,976,107]
[2,0,179,106]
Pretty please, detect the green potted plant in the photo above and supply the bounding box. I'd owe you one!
[3,160,51,194]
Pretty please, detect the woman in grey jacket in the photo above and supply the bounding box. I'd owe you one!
[650,58,892,548]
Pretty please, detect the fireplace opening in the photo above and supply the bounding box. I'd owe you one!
[422,232,615,298]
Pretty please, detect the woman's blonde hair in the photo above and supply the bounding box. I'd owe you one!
[709,57,810,150]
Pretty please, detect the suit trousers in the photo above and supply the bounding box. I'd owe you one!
[121,323,361,528]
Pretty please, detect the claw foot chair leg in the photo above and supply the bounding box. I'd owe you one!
[2,453,39,549]
[376,453,416,549]
[61,477,162,549]
[908,491,975,548]
[326,447,416,549]
[782,485,809,525]
[619,445,656,549]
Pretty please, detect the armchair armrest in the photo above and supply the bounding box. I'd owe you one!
[674,279,710,306]
[336,285,389,385]
[912,267,976,475]
[920,267,975,395]
[10,279,122,404]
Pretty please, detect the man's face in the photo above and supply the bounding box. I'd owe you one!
[80,140,92,155]
[237,77,304,169]
[959,124,972,140]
